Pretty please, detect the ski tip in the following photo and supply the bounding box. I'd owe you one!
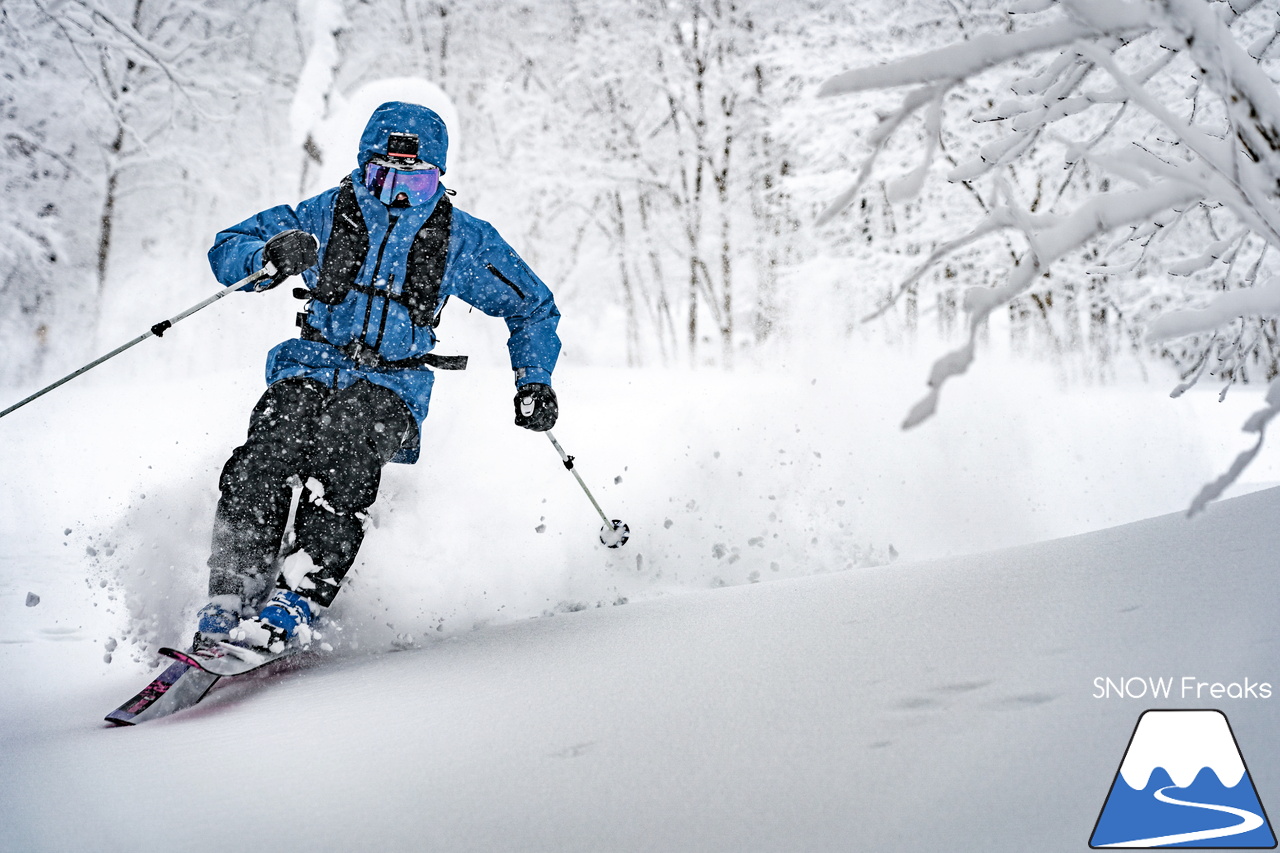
[103,714,136,727]
[158,647,200,667]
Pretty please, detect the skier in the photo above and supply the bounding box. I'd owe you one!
[192,101,560,656]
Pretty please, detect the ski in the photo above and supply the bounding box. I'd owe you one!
[159,642,298,677]
[104,642,300,726]
[104,657,220,726]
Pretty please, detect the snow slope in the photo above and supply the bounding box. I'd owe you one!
[3,336,1280,851]
[3,485,1280,851]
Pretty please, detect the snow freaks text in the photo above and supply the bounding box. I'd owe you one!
[1093,677,1273,701]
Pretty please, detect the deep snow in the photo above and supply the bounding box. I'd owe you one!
[4,476,1280,851]
[2,327,1280,851]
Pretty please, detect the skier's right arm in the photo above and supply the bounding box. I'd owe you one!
[208,205,308,291]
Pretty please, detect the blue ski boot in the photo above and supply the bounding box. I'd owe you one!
[229,588,318,654]
[193,594,242,651]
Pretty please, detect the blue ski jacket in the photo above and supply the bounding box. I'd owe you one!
[207,102,561,463]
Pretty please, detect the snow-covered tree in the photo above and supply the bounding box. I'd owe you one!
[0,0,277,379]
[816,0,1280,510]
[533,0,789,367]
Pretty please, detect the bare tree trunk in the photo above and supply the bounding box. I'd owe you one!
[750,60,780,347]
[439,4,449,79]
[612,189,642,366]
[688,254,699,362]
[719,177,733,367]
[637,191,675,362]
[96,126,125,301]
[94,0,145,304]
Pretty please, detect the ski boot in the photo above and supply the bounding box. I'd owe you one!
[229,588,318,654]
[193,594,242,651]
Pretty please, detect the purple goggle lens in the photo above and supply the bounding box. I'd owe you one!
[362,162,440,206]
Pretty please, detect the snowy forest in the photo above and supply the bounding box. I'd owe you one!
[5,0,1279,389]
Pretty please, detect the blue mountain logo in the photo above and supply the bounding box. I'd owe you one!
[1091,710,1276,848]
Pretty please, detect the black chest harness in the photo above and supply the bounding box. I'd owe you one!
[297,177,467,370]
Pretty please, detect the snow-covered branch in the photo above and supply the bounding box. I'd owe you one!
[817,0,1280,511]
[816,5,1149,97]
[1187,376,1280,513]
[816,84,947,226]
[1148,278,1280,340]
[903,180,1201,428]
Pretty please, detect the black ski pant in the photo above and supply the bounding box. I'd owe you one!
[207,377,414,608]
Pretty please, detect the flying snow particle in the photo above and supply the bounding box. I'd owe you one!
[25,592,40,607]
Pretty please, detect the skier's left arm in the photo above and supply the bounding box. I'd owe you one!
[451,221,562,388]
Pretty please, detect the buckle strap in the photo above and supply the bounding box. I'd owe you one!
[299,323,468,371]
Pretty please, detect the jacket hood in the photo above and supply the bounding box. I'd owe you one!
[358,101,449,173]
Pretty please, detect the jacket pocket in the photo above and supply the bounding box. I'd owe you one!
[486,263,525,300]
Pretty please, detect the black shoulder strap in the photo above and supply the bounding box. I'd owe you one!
[313,177,369,306]
[402,195,453,328]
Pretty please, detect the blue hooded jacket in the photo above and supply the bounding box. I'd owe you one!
[208,102,561,463]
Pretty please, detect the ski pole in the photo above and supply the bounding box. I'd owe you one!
[545,429,630,548]
[0,267,271,421]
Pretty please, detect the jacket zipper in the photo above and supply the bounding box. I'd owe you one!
[486,263,525,300]
[371,273,395,350]
[359,219,398,346]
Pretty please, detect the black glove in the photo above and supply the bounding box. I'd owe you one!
[514,383,558,431]
[260,230,319,289]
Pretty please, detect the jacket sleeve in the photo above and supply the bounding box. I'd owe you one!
[449,217,562,387]
[207,205,307,290]
[208,188,339,292]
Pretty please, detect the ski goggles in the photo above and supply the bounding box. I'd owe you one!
[362,160,440,206]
